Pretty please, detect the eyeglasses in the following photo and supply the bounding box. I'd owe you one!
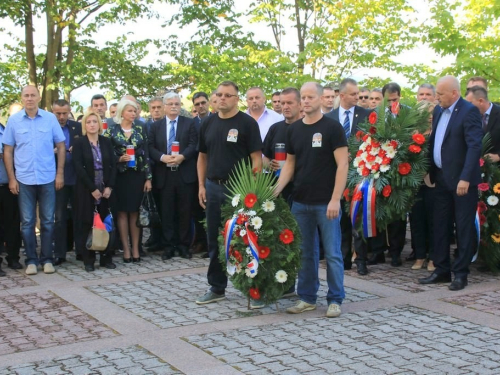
[359,96,369,100]
[215,93,238,98]
[194,101,207,107]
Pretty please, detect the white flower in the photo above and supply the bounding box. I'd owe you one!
[231,194,240,207]
[251,216,263,230]
[353,158,359,167]
[380,164,390,173]
[482,173,485,178]
[373,172,380,179]
[365,162,373,169]
[386,148,396,158]
[245,247,251,255]
[375,156,382,164]
[360,142,367,151]
[275,270,288,283]
[370,147,379,156]
[381,141,392,152]
[357,167,363,175]
[487,196,499,206]
[262,200,275,212]
[236,264,242,273]
[239,229,247,237]
[245,268,257,278]
[238,208,244,213]
[247,210,256,216]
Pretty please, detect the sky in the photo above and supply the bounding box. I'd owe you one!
[2,0,454,111]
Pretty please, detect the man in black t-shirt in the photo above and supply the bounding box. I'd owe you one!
[275,82,348,318]
[195,81,263,305]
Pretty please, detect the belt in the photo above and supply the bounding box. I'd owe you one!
[166,166,178,171]
[208,178,228,185]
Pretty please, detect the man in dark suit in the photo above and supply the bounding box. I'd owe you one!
[52,99,82,264]
[326,78,371,275]
[466,86,500,161]
[148,92,198,260]
[419,76,483,291]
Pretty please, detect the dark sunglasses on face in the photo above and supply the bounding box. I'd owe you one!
[359,95,369,100]
[194,101,207,106]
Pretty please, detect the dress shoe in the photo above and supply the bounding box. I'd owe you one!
[8,261,23,270]
[191,242,207,254]
[391,256,402,267]
[179,247,192,259]
[449,276,468,291]
[411,259,425,270]
[356,261,368,276]
[367,252,385,265]
[343,260,352,271]
[132,257,141,263]
[85,264,95,272]
[418,272,451,284]
[76,254,83,261]
[161,248,174,260]
[54,258,66,266]
[202,252,210,259]
[123,257,132,263]
[100,262,116,269]
[405,250,416,261]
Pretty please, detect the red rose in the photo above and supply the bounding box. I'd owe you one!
[353,192,363,201]
[398,163,412,175]
[478,201,488,213]
[479,214,487,226]
[478,183,490,192]
[408,145,422,153]
[249,287,260,300]
[480,158,485,167]
[343,188,350,202]
[382,185,392,197]
[382,157,391,165]
[279,229,294,244]
[362,168,370,176]
[391,101,399,115]
[368,112,377,125]
[369,126,376,134]
[244,193,257,208]
[378,149,386,158]
[366,154,376,162]
[356,130,364,140]
[372,163,380,171]
[258,246,270,259]
[412,133,425,145]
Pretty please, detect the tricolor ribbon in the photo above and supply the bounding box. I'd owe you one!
[223,218,261,276]
[472,209,481,262]
[245,223,260,276]
[224,217,238,275]
[350,179,368,228]
[362,179,377,238]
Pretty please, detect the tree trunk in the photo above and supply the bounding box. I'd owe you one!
[41,0,60,109]
[294,0,305,75]
[24,0,37,88]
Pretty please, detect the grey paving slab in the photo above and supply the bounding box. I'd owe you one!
[86,273,378,328]
[184,305,500,374]
[0,269,37,290]
[442,289,500,317]
[0,345,183,375]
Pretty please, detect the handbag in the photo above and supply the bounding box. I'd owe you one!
[86,207,110,251]
[136,191,161,228]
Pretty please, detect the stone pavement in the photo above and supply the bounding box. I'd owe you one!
[1,246,500,375]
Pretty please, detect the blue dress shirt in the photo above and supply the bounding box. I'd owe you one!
[433,99,459,168]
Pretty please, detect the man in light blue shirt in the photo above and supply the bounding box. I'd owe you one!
[3,86,66,275]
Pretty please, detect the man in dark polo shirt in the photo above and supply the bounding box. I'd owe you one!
[275,82,348,318]
[196,80,263,305]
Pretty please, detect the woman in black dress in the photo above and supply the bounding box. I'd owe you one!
[105,99,152,263]
[73,111,117,272]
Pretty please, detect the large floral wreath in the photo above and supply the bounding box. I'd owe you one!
[344,102,431,236]
[477,135,500,272]
[218,161,301,305]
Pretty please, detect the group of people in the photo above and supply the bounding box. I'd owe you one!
[0,74,495,318]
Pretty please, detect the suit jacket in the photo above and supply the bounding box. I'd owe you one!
[325,105,371,137]
[486,103,500,157]
[56,120,82,183]
[429,97,483,190]
[148,115,198,188]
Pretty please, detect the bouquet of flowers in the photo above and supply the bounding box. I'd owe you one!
[477,135,500,272]
[344,102,431,236]
[218,161,301,305]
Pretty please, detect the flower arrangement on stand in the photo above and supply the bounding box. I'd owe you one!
[344,102,431,236]
[218,161,301,307]
[476,135,500,273]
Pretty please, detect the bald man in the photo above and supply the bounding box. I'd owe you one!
[418,76,482,291]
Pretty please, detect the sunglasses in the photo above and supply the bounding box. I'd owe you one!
[194,101,207,106]
[359,95,369,100]
[216,93,238,98]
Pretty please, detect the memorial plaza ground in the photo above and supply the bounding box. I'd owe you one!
[1,236,500,375]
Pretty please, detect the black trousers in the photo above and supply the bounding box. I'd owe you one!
[160,169,195,250]
[387,218,407,257]
[354,230,387,261]
[433,172,477,277]
[0,185,21,263]
[409,185,435,260]
[54,185,75,258]
[340,201,352,261]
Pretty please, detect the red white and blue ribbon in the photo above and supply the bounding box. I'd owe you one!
[224,217,238,275]
[245,223,260,276]
[350,179,368,228]
[472,209,480,262]
[362,179,377,238]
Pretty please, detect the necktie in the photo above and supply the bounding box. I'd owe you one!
[167,120,176,154]
[343,110,351,138]
[483,113,489,132]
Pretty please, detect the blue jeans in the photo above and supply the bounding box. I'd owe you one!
[292,201,345,305]
[18,182,56,266]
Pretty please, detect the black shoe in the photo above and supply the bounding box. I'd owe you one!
[179,246,191,259]
[54,258,66,266]
[8,261,23,270]
[367,252,385,265]
[132,257,141,263]
[100,262,116,269]
[391,256,402,267]
[123,257,132,263]
[449,276,468,291]
[405,251,416,261]
[356,261,368,275]
[161,248,174,260]
[202,252,210,259]
[146,243,163,252]
[343,260,352,270]
[418,272,451,284]
[76,254,83,261]
[85,264,95,272]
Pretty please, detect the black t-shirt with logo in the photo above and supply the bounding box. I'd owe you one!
[262,120,288,159]
[199,111,262,180]
[286,115,347,205]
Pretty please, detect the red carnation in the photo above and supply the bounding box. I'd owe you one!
[362,134,369,142]
[366,144,372,152]
[258,246,270,259]
[236,214,247,225]
[279,229,294,244]
[382,157,391,165]
[372,163,380,171]
[232,249,243,263]
[356,150,363,157]
[356,130,364,140]
[412,133,425,145]
[480,158,485,167]
[369,126,376,134]
[382,185,392,197]
[353,192,363,201]
[391,101,399,115]
[479,214,487,226]
[378,149,386,158]
[343,188,350,202]
[408,145,422,153]
[244,193,257,208]
[359,160,365,167]
[362,168,370,176]
[390,140,398,149]
[372,141,380,148]
[398,163,412,175]
[366,154,376,163]
[478,183,490,192]
[478,201,488,213]
[249,287,261,300]
[368,111,377,125]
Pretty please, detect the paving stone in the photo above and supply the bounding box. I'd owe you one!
[0,269,37,290]
[443,290,500,317]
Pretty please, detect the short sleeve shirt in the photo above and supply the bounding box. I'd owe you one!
[199,111,262,180]
[262,120,289,160]
[286,115,347,204]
